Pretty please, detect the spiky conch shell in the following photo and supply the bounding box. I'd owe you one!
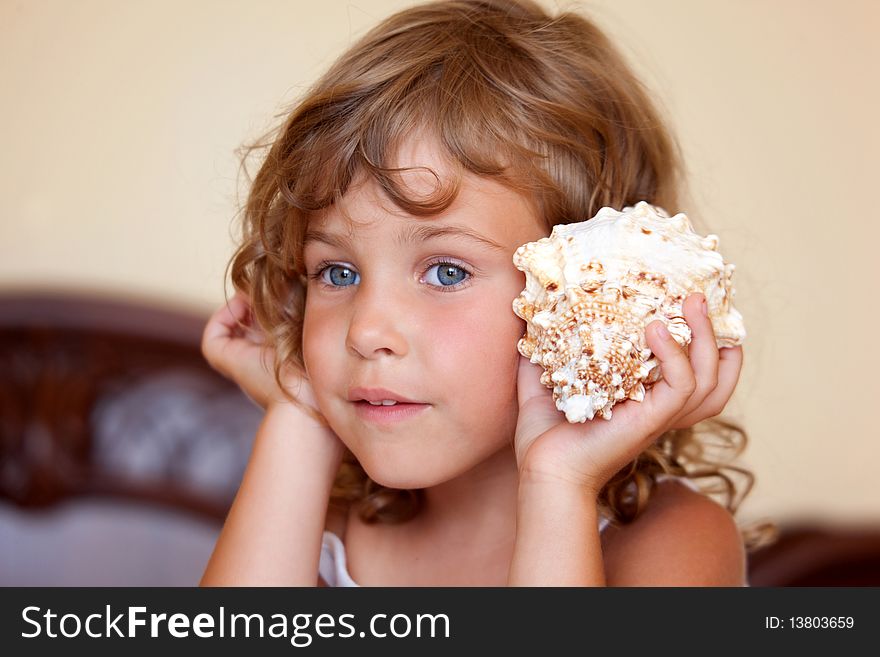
[511,201,746,423]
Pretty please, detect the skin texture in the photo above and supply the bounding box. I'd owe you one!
[294,134,746,586]
[302,137,546,543]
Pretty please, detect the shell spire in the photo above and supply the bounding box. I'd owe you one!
[512,201,746,422]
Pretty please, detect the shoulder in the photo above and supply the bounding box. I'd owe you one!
[600,478,746,586]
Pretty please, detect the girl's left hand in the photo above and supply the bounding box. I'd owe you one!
[513,293,743,493]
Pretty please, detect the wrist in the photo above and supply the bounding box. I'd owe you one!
[518,470,601,502]
[263,401,344,464]
[266,396,329,429]
[510,472,606,586]
[518,462,604,500]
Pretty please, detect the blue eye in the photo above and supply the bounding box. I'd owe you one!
[424,262,469,287]
[323,264,359,287]
[309,259,472,292]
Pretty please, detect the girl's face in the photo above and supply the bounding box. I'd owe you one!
[301,140,546,489]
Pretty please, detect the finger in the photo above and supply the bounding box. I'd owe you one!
[201,290,253,353]
[695,345,743,418]
[215,290,249,328]
[643,319,697,420]
[226,290,254,332]
[202,301,235,347]
[671,345,743,426]
[227,292,262,339]
[516,355,563,440]
[227,290,270,345]
[675,293,719,418]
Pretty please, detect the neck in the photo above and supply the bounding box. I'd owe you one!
[415,444,521,551]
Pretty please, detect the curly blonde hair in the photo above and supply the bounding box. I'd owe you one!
[228,0,776,551]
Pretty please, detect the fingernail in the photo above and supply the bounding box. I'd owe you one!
[701,296,708,317]
[655,323,671,340]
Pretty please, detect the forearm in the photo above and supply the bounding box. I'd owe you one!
[507,477,606,586]
[200,402,345,586]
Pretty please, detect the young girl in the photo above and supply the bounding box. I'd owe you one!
[199,0,761,587]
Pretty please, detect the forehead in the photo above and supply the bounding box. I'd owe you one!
[307,136,545,249]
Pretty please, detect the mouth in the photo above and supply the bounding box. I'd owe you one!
[352,400,431,424]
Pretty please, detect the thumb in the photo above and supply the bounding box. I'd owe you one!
[516,355,564,440]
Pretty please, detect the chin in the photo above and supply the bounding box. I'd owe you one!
[357,454,449,490]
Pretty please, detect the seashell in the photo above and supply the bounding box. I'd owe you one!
[512,201,746,423]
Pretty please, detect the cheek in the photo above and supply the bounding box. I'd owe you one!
[429,291,525,404]
[301,303,340,386]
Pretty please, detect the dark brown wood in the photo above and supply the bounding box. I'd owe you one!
[747,523,880,586]
[0,291,259,522]
[0,290,208,344]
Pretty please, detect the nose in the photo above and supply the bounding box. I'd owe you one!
[345,281,410,359]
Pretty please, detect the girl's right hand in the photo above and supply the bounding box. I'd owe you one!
[201,290,319,413]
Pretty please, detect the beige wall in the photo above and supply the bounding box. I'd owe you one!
[2,1,877,527]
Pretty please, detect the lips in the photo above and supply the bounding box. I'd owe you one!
[347,387,425,405]
[347,386,431,425]
[353,399,430,424]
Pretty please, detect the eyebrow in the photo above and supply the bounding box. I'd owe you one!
[303,223,507,253]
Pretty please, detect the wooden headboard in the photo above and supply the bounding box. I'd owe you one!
[746,524,880,586]
[0,291,262,521]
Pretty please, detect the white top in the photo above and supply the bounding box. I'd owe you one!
[318,474,702,587]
